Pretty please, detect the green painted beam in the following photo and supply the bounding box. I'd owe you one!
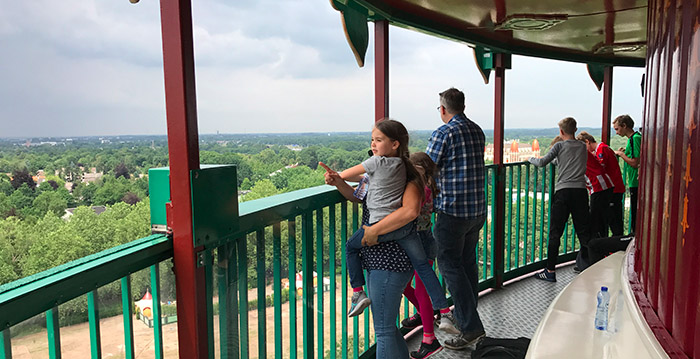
[315,210,324,359]
[203,186,346,249]
[0,234,171,330]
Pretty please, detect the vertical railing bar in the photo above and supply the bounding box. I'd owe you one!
[256,230,267,359]
[302,212,315,359]
[1,329,10,359]
[87,289,102,359]
[151,264,164,359]
[352,203,359,359]
[120,276,134,359]
[341,203,349,359]
[273,223,283,359]
[532,166,538,264]
[523,164,530,266]
[46,306,61,359]
[506,165,513,271]
[238,236,250,359]
[288,221,297,359]
[539,166,546,260]
[329,205,337,359]
[515,164,522,268]
[482,167,489,280]
[229,242,240,359]
[547,164,555,261]
[490,166,497,278]
[217,245,229,359]
[563,222,569,255]
[316,209,325,359]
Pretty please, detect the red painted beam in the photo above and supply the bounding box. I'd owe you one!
[493,52,506,288]
[158,1,208,358]
[601,67,613,145]
[374,20,389,122]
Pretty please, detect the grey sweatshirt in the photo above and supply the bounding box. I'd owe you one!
[529,139,587,192]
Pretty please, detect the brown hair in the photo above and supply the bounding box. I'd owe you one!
[409,152,439,197]
[558,117,577,135]
[374,119,425,195]
[613,114,634,129]
[576,131,596,143]
[549,135,563,148]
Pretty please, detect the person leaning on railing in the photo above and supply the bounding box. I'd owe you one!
[322,163,421,359]
[612,114,641,235]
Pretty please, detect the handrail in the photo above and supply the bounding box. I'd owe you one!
[0,234,172,329]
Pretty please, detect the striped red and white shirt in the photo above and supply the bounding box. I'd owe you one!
[585,151,614,194]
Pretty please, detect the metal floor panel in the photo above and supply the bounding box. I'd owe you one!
[406,265,576,358]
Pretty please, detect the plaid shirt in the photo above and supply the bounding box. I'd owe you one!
[426,113,486,218]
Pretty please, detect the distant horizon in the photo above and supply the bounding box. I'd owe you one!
[0,127,610,141]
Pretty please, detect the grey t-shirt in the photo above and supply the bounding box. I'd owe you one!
[529,139,587,192]
[362,156,406,223]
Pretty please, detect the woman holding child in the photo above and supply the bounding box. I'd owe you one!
[322,119,448,359]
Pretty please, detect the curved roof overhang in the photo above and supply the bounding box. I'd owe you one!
[331,0,647,68]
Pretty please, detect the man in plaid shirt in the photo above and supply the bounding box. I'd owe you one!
[426,88,487,350]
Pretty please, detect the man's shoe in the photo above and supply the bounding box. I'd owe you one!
[347,291,371,317]
[410,340,443,359]
[534,269,556,282]
[401,313,422,329]
[573,266,581,274]
[443,330,486,350]
[438,311,461,334]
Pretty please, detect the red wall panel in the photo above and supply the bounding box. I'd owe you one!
[641,0,700,356]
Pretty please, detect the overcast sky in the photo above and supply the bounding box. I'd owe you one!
[0,0,645,138]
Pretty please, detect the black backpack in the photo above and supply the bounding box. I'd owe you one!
[471,337,531,359]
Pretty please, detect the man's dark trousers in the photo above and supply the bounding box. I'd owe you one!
[434,212,486,333]
[546,188,591,271]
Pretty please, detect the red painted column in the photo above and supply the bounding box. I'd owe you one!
[493,53,506,288]
[601,66,613,144]
[374,20,389,122]
[158,1,208,358]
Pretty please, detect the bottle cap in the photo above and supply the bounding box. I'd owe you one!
[601,286,608,291]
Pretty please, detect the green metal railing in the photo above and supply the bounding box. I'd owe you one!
[0,162,633,359]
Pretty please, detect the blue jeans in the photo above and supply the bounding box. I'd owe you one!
[434,212,486,333]
[367,269,412,359]
[346,222,448,309]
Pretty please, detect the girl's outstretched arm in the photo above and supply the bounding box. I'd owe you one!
[362,181,421,246]
[320,162,362,203]
[340,164,366,181]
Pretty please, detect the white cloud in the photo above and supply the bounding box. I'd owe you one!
[0,0,645,137]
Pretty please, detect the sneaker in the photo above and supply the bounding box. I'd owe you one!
[443,329,486,350]
[401,313,422,329]
[573,266,581,274]
[438,311,460,334]
[534,269,556,282]
[410,340,443,359]
[348,291,371,317]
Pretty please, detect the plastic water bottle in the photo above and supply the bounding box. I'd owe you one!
[595,286,610,330]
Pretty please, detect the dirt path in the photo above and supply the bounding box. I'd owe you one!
[10,282,385,359]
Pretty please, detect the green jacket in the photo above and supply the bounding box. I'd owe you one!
[624,131,642,188]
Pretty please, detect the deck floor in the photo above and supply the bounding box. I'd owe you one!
[406,264,576,358]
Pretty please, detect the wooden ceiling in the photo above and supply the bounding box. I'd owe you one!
[335,0,647,67]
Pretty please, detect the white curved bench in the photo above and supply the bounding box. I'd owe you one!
[526,244,668,358]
